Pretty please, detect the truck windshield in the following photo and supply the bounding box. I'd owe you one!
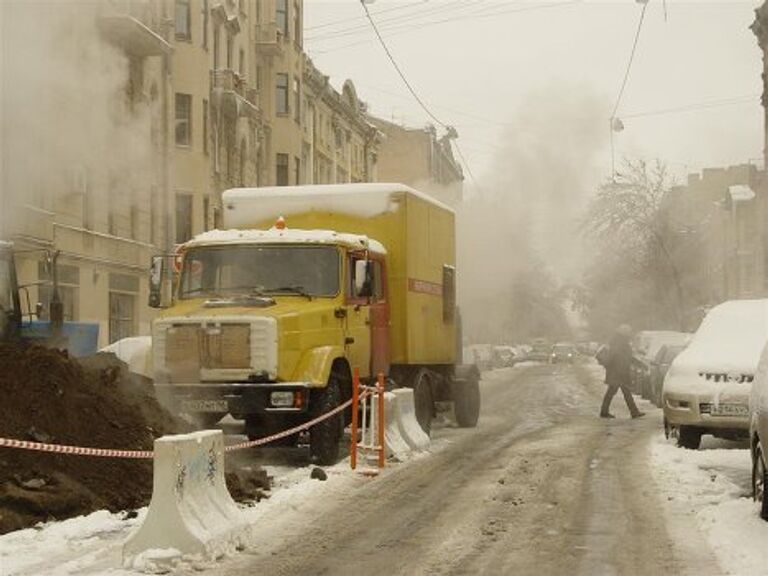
[179,245,340,299]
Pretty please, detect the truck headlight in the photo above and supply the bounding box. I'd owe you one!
[271,391,295,407]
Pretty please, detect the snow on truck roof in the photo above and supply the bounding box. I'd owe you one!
[222,183,454,228]
[184,228,387,255]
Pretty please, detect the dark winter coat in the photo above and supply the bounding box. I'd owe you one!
[605,333,632,388]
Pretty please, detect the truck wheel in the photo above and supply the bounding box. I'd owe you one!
[454,377,480,428]
[309,375,343,465]
[677,426,702,450]
[412,370,433,435]
[753,442,768,520]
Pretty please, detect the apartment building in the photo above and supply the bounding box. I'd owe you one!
[370,118,464,206]
[303,57,379,185]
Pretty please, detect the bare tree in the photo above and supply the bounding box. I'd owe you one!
[583,160,685,331]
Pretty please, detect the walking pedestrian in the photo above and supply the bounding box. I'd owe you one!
[599,324,645,419]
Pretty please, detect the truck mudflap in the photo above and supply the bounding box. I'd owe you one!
[155,383,311,416]
[454,363,481,383]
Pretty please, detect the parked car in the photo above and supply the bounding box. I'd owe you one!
[749,339,768,520]
[648,343,687,408]
[631,331,690,398]
[493,346,518,368]
[663,300,768,449]
[528,338,551,362]
[550,343,577,364]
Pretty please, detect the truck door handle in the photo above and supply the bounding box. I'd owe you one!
[345,337,355,345]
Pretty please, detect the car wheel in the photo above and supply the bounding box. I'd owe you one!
[753,442,768,520]
[677,426,702,450]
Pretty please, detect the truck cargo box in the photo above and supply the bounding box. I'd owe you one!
[222,184,457,366]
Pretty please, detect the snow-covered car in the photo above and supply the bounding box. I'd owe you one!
[750,339,768,520]
[663,300,768,450]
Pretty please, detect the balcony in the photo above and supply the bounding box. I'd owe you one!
[98,14,171,58]
[211,69,260,120]
[254,23,285,56]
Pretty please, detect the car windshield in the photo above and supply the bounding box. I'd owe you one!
[179,245,340,299]
[553,345,573,353]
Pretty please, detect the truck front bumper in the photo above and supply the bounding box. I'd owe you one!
[155,382,311,416]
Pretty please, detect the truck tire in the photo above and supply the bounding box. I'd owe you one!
[309,375,343,466]
[412,370,433,435]
[677,426,702,450]
[454,377,480,428]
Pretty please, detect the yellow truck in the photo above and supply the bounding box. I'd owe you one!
[148,183,480,464]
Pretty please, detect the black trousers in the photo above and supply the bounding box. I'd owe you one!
[600,383,640,417]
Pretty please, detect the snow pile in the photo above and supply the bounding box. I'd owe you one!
[650,437,768,575]
[100,337,153,379]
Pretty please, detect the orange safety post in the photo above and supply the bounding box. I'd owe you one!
[377,373,386,469]
[350,368,360,470]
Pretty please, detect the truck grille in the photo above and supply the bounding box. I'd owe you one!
[166,324,251,374]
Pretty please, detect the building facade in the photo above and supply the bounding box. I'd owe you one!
[1,1,172,346]
[370,118,464,206]
[661,165,766,317]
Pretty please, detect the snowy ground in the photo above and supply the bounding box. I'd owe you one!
[650,435,768,576]
[0,367,524,576]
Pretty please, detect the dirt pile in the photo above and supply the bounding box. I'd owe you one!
[0,343,236,534]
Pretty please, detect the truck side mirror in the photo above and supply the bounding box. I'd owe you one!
[148,256,167,308]
[354,259,373,299]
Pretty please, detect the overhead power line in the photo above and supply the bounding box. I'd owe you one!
[359,0,484,191]
[611,0,650,120]
[311,1,582,55]
[306,0,429,32]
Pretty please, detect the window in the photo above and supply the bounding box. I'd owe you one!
[293,0,301,45]
[38,262,79,322]
[276,153,289,186]
[240,140,247,186]
[175,93,192,146]
[294,156,301,185]
[109,292,136,344]
[202,98,209,155]
[202,0,209,49]
[276,73,289,115]
[176,193,193,243]
[175,0,191,41]
[226,30,233,69]
[276,0,288,36]
[213,25,220,68]
[203,197,210,232]
[293,77,300,123]
[443,265,456,323]
[349,257,383,301]
[239,48,245,76]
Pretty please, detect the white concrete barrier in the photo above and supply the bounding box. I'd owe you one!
[383,392,411,461]
[392,389,430,452]
[123,430,249,564]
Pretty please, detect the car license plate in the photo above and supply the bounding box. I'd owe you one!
[711,403,749,417]
[180,399,229,413]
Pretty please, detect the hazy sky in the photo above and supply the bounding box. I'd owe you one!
[304,0,764,192]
